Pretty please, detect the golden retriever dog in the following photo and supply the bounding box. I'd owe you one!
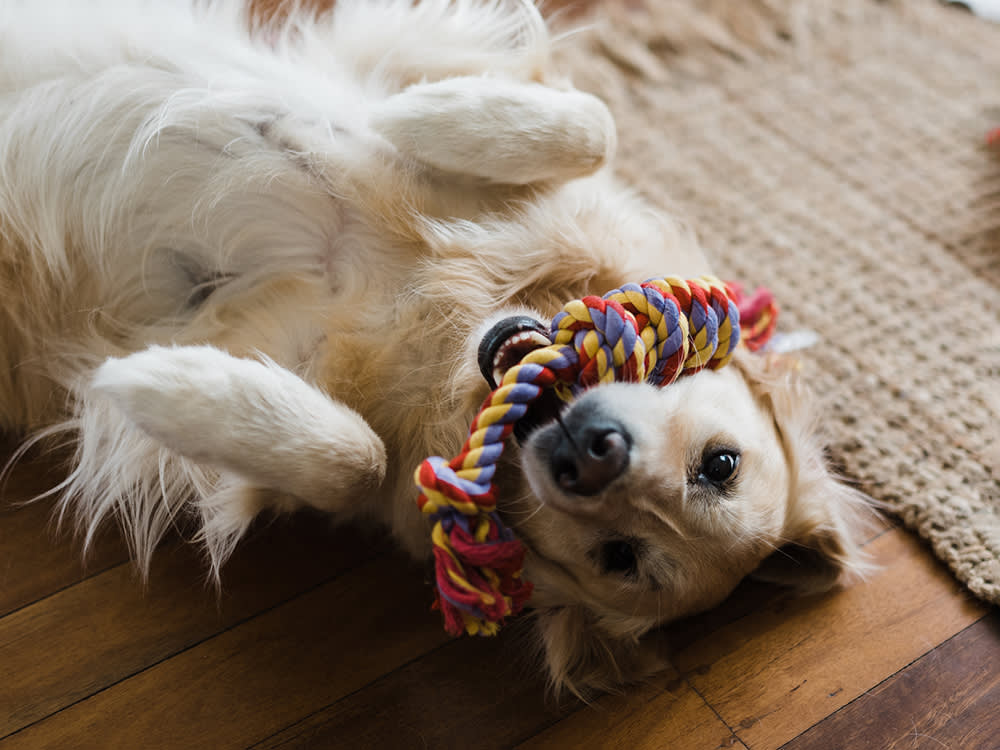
[0,0,873,696]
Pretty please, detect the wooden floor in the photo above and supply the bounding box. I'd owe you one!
[0,445,997,750]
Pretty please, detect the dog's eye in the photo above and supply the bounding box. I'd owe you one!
[600,539,639,578]
[698,449,740,485]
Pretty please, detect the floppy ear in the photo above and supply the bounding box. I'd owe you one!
[530,605,667,700]
[751,474,876,593]
[736,353,879,593]
[370,76,616,185]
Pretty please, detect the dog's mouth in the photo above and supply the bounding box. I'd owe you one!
[477,315,551,388]
[477,315,563,440]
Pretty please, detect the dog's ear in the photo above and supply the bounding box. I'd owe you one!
[370,77,616,186]
[530,605,667,700]
[751,475,875,593]
[736,353,879,593]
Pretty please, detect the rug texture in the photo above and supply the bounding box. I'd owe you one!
[555,0,1000,603]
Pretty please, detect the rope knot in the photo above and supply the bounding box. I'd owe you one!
[551,296,643,394]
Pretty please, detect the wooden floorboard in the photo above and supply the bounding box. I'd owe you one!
[0,452,126,617]
[1,456,997,750]
[515,677,745,750]
[0,511,386,738]
[780,613,1000,750]
[255,635,573,750]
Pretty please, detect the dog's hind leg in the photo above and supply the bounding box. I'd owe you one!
[371,76,616,186]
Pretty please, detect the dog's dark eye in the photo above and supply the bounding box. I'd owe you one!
[698,449,740,485]
[600,539,639,578]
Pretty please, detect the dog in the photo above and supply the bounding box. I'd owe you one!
[0,0,874,696]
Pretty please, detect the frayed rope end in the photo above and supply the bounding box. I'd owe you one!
[728,282,779,352]
[415,462,534,636]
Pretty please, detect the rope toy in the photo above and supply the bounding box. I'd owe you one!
[414,276,778,636]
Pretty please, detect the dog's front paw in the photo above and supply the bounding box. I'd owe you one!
[92,346,387,505]
[92,345,279,464]
[93,346,220,457]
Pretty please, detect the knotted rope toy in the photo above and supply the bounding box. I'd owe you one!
[414,275,778,636]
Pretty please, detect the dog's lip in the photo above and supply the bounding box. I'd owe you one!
[477,315,551,390]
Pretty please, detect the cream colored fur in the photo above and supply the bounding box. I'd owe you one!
[0,0,875,696]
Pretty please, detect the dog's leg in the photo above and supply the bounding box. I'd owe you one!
[371,76,616,185]
[90,345,387,512]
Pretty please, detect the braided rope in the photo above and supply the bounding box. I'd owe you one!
[414,275,777,636]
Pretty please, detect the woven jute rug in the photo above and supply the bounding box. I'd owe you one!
[555,0,1000,604]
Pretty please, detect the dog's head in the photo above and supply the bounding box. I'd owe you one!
[483,344,873,697]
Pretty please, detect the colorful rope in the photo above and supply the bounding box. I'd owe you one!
[414,276,778,636]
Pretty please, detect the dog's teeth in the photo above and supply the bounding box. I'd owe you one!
[491,330,550,386]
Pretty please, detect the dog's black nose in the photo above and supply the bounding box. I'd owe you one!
[550,417,631,496]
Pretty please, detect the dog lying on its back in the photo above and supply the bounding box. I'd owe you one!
[0,0,873,696]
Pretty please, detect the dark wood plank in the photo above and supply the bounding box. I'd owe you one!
[255,632,577,750]
[780,612,1000,750]
[0,515,386,738]
[674,529,988,749]
[0,553,450,750]
[0,452,127,616]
